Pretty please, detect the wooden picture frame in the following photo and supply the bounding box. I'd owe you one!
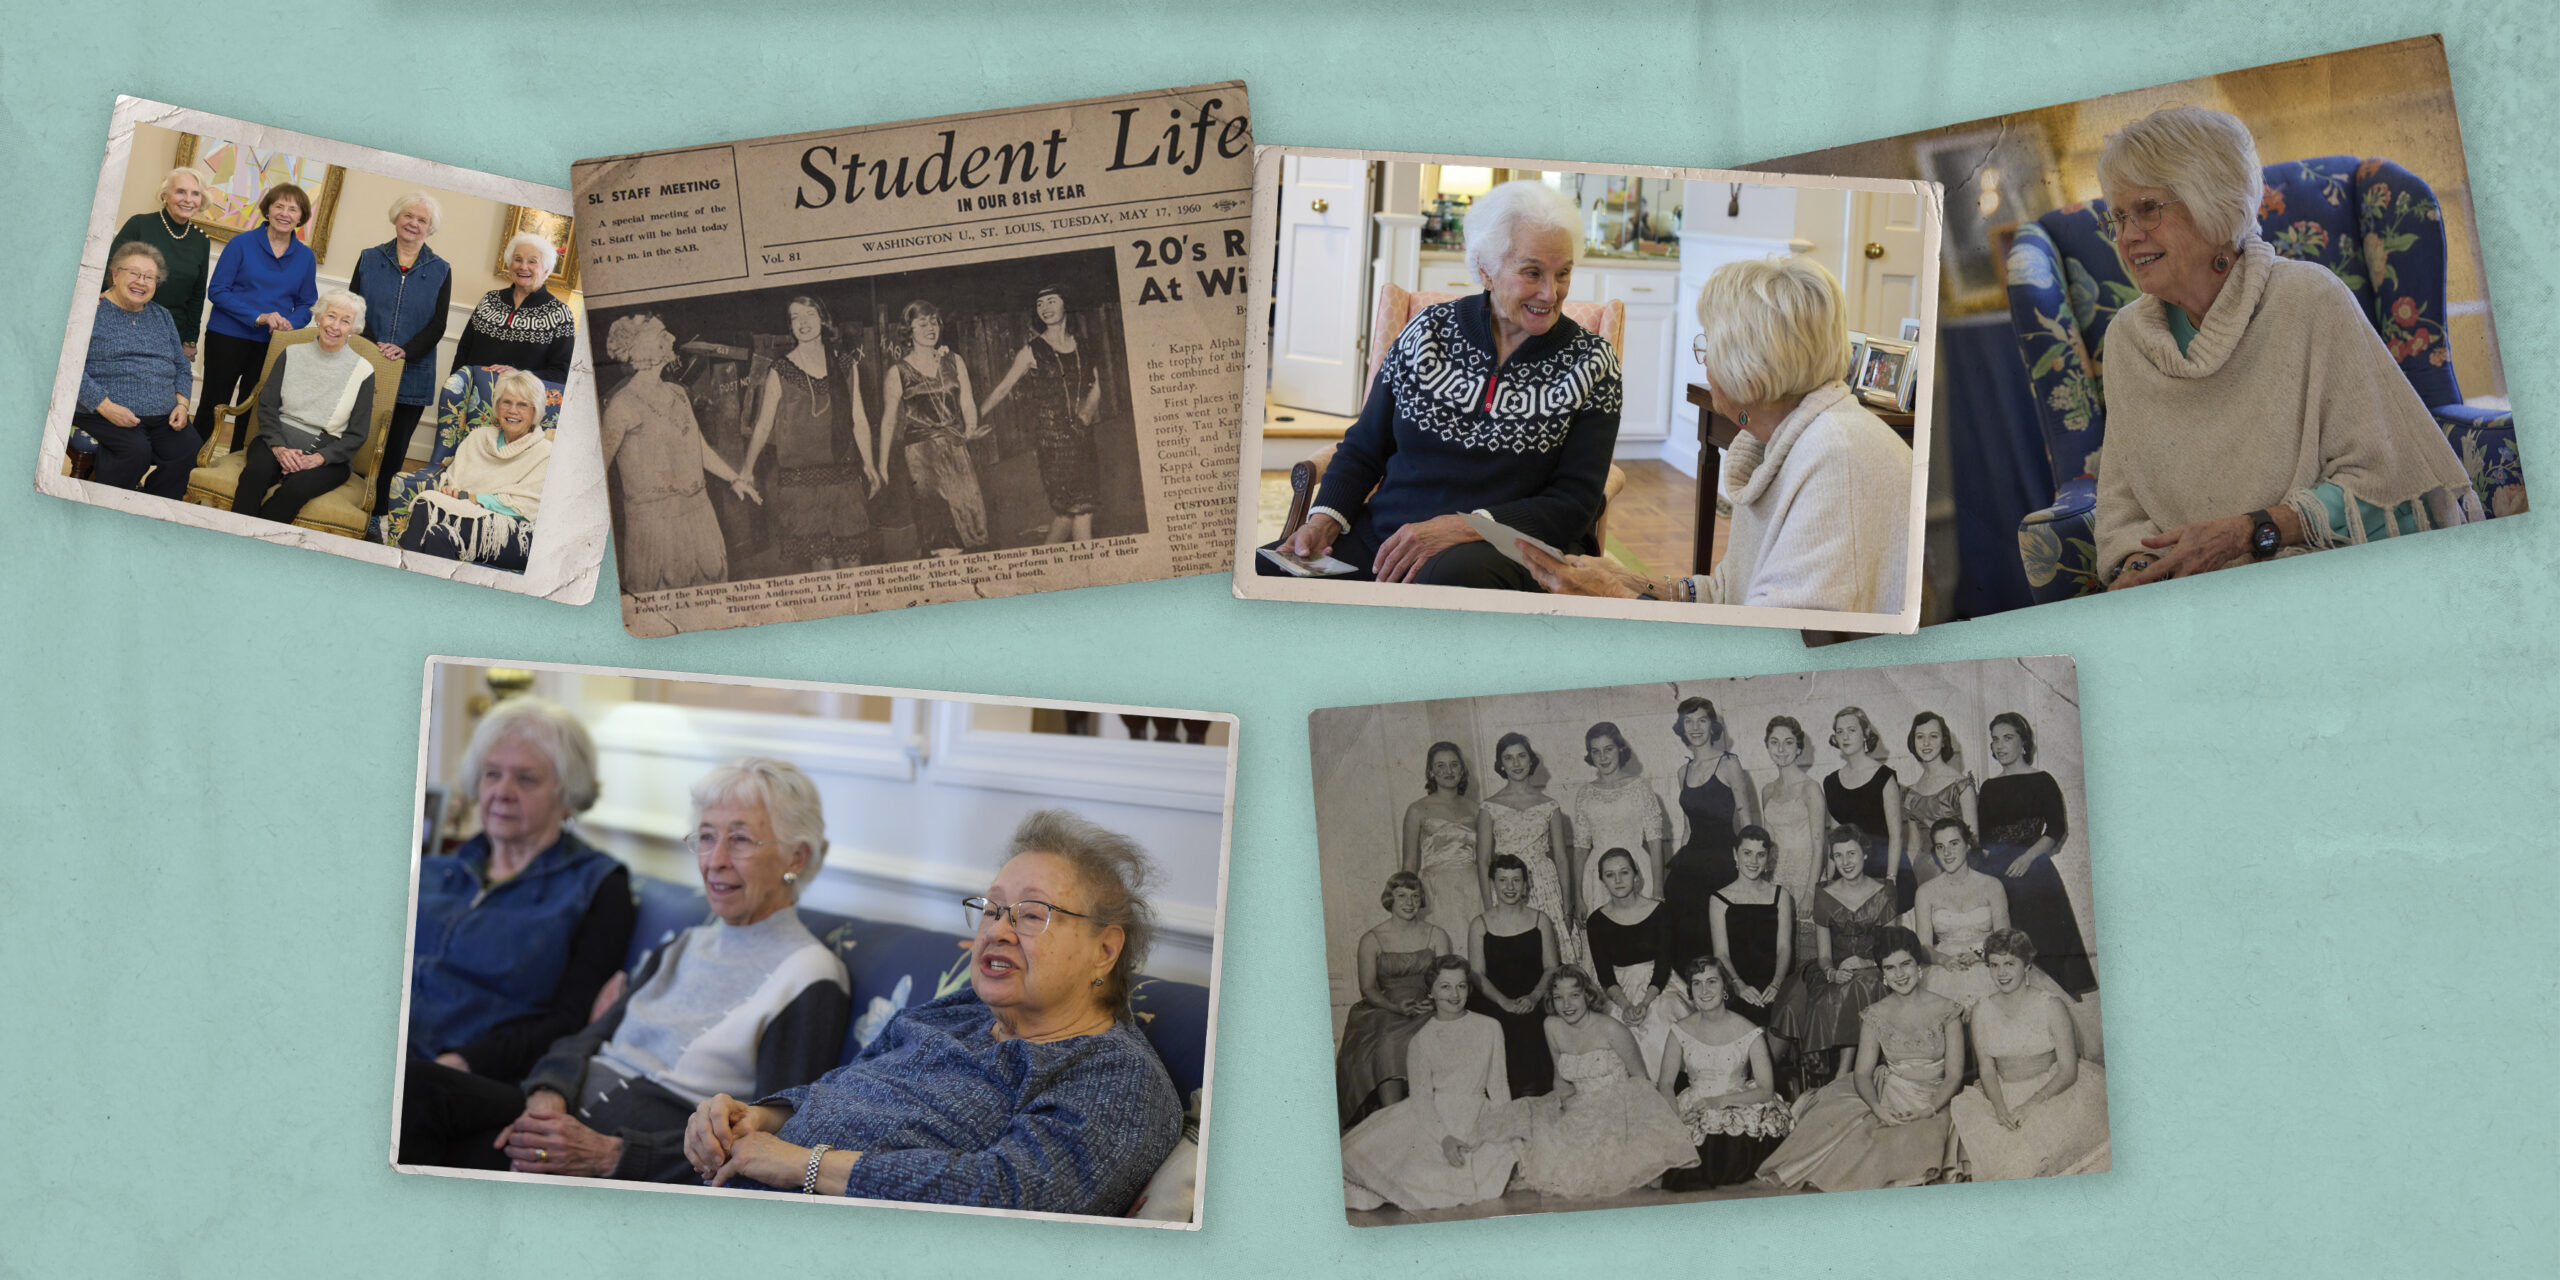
[497,205,580,293]
[171,133,345,259]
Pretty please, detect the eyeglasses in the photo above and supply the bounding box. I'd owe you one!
[1691,334,1709,367]
[112,267,160,283]
[962,896,1095,938]
[2097,197,2183,238]
[690,830,775,858]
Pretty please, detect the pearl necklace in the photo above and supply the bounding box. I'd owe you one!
[158,207,193,239]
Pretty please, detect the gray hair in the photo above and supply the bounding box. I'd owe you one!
[157,166,208,202]
[1464,179,1583,283]
[388,191,444,236]
[458,697,599,815]
[690,758,829,891]
[2096,105,2263,249]
[314,288,368,327]
[490,368,549,414]
[1694,255,1851,405]
[108,240,167,278]
[504,230,559,282]
[1009,809,1158,1016]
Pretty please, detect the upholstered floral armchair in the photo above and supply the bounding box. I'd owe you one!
[2002,155,2523,602]
[372,366,567,544]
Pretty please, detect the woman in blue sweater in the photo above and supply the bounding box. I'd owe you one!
[201,182,320,450]
[685,809,1183,1217]
[74,242,198,496]
[1267,179,1622,589]
[351,192,455,516]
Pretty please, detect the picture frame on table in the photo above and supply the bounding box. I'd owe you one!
[1855,337,1916,411]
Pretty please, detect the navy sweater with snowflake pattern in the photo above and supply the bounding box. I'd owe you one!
[1313,290,1622,551]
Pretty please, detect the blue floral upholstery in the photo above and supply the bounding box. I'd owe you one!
[371,366,566,544]
[2001,155,2524,601]
[625,873,1210,1101]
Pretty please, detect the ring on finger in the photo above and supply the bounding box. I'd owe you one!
[536,1148,548,1160]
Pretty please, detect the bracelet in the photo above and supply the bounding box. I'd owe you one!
[802,1143,833,1194]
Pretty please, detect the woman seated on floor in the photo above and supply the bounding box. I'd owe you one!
[1264,179,1621,589]
[1947,928,2109,1182]
[1489,963,1697,1200]
[229,289,380,527]
[397,368,554,570]
[401,758,851,1182]
[684,810,1183,1216]
[1757,926,1966,1192]
[1519,256,1911,612]
[1339,954,1521,1212]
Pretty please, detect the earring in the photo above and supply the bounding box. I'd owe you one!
[783,871,798,886]
[2212,253,2231,274]
[1091,976,1105,987]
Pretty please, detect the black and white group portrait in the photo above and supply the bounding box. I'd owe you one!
[1307,657,2107,1224]
[594,246,1141,593]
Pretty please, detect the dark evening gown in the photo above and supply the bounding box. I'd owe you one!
[1978,771,2097,994]
[1824,767,1903,912]
[1469,923,1554,1098]
[1585,902,1678,1081]
[1663,761,1739,972]
[1335,947,1435,1128]
[1712,888,1793,1028]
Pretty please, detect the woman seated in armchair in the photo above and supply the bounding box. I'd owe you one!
[1519,256,1911,613]
[684,809,1183,1217]
[229,289,381,527]
[397,369,553,571]
[401,757,851,1183]
[1264,179,1622,589]
[2092,106,2477,589]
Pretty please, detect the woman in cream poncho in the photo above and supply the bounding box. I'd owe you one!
[2094,106,2479,588]
[398,369,553,571]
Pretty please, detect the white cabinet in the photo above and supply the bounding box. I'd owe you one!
[1416,257,1480,296]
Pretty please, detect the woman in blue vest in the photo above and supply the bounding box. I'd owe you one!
[201,182,320,451]
[408,697,635,1086]
[350,192,454,519]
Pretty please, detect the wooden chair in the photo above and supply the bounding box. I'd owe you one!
[185,328,401,539]
[1281,282,1629,545]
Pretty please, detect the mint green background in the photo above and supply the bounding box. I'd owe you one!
[4,3,2553,1274]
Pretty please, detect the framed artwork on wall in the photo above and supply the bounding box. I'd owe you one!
[171,132,345,258]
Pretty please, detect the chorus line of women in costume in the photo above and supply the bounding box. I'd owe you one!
[86,174,572,566]
[402,698,1183,1216]
[600,283,1110,591]
[1335,698,2102,1209]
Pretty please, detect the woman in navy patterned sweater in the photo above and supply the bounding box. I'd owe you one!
[685,810,1182,1217]
[1268,179,1621,589]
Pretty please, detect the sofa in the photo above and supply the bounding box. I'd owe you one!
[372,365,567,545]
[2001,155,2524,601]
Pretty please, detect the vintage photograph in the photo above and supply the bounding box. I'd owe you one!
[1749,36,2523,621]
[395,659,1234,1228]
[1306,657,2104,1225]
[1236,148,1941,635]
[571,82,1252,634]
[591,246,1141,589]
[35,97,607,601]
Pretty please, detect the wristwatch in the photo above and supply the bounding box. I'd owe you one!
[2245,509,2281,558]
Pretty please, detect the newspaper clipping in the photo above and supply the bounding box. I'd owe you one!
[570,83,1253,635]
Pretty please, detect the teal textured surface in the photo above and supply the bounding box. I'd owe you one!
[2,3,2553,1274]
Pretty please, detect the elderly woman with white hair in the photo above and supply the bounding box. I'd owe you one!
[2094,105,2478,589]
[406,698,634,1087]
[397,368,554,571]
[685,809,1184,1216]
[108,166,212,356]
[350,192,456,516]
[75,241,198,497]
[403,757,852,1184]
[452,230,577,383]
[1522,256,1911,613]
[1266,178,1622,589]
[228,288,382,525]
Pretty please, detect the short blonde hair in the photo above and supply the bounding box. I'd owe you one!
[490,368,549,414]
[1693,256,1851,406]
[1464,179,1583,282]
[2096,105,2263,249]
[388,192,444,236]
[314,288,368,327]
[157,166,208,202]
[504,230,558,282]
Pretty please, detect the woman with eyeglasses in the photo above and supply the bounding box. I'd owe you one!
[1518,256,1910,615]
[2092,106,2477,590]
[75,241,198,496]
[401,757,850,1184]
[685,809,1184,1217]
